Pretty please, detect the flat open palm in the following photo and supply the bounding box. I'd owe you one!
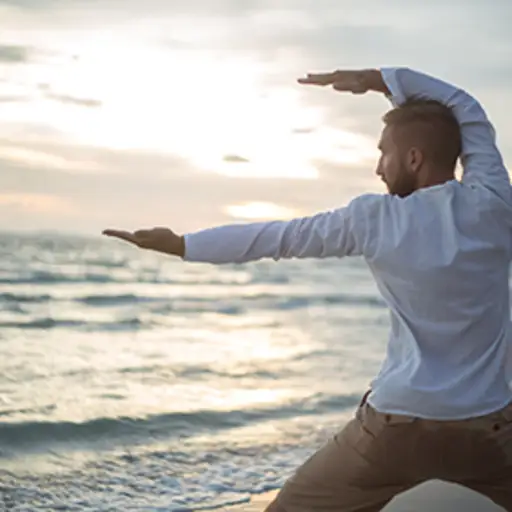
[102,227,184,256]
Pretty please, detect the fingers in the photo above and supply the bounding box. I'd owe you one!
[102,229,142,246]
[297,72,338,86]
[298,70,353,86]
[298,70,366,93]
[102,229,133,240]
[332,81,362,92]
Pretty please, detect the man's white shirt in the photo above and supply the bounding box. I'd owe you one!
[183,68,512,420]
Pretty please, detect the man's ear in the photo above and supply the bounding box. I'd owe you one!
[407,147,424,173]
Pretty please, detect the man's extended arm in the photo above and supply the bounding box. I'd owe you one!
[378,68,510,198]
[103,195,384,263]
[183,195,377,263]
[108,66,510,262]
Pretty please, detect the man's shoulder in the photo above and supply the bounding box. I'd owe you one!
[349,192,403,218]
[349,192,393,209]
[346,182,500,218]
[348,186,458,227]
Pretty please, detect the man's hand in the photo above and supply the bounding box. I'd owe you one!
[298,69,390,95]
[102,227,185,258]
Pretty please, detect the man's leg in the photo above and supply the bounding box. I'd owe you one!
[455,402,512,511]
[264,399,512,511]
[264,402,420,512]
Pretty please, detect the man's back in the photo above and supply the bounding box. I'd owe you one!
[179,67,512,420]
[366,180,512,419]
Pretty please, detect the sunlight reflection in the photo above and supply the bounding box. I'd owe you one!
[1,32,374,180]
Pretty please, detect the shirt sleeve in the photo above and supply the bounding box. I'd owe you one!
[380,67,510,200]
[183,194,383,264]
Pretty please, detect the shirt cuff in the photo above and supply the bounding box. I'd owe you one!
[379,67,406,107]
[182,232,202,262]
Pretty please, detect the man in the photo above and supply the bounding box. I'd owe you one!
[103,67,512,511]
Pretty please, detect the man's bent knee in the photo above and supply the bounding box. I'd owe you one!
[264,497,287,512]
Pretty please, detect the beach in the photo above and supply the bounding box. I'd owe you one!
[222,490,277,511]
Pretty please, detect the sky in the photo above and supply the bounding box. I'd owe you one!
[1,0,511,235]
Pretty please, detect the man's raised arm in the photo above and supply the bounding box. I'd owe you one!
[301,67,510,199]
[380,68,510,198]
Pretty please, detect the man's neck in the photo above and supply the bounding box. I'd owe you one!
[417,171,455,190]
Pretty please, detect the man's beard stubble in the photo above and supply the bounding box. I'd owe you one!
[387,164,416,198]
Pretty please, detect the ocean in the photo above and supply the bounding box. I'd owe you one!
[0,231,390,511]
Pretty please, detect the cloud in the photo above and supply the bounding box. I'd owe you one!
[224,201,299,220]
[0,145,107,173]
[149,2,512,143]
[36,84,102,108]
[0,192,73,213]
[0,0,510,235]
[0,139,194,177]
[223,154,250,163]
[0,44,31,63]
[0,95,29,103]
[0,0,45,7]
[4,2,511,95]
[292,127,315,134]
[0,142,382,234]
[0,122,63,141]
[45,92,102,108]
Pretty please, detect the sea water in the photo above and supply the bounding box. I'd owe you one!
[0,231,389,510]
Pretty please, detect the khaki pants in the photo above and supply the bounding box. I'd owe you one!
[265,393,512,511]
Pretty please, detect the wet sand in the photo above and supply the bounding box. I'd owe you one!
[222,481,503,511]
[221,490,277,511]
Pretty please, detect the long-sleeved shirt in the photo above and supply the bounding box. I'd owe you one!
[183,67,512,420]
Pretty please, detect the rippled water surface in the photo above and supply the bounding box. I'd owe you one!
[0,231,390,510]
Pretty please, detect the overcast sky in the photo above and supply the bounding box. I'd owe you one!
[1,0,511,235]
